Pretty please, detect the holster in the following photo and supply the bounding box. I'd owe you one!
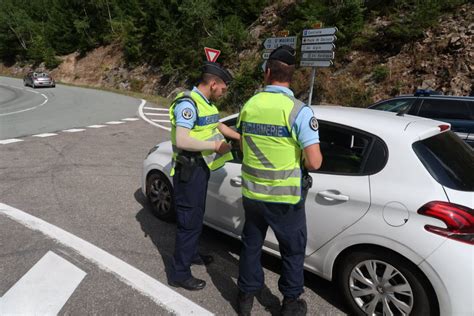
[176,155,202,183]
[302,169,313,191]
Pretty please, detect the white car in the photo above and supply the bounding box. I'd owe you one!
[142,106,474,316]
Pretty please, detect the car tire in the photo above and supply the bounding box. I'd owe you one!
[146,172,175,221]
[338,249,436,316]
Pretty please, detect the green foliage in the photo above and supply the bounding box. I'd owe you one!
[372,65,389,83]
[0,0,468,105]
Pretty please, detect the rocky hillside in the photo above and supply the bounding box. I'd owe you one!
[1,2,472,107]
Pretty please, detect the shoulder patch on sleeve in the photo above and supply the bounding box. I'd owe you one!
[309,117,319,131]
[181,108,194,120]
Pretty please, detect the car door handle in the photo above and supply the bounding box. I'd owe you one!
[317,190,350,201]
[230,176,242,186]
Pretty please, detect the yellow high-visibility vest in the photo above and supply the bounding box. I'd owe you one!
[169,90,233,176]
[237,91,306,204]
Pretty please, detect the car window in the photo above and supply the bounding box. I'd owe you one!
[413,131,474,191]
[315,122,372,175]
[370,98,415,112]
[418,99,472,120]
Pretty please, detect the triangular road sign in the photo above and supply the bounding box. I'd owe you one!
[204,47,221,63]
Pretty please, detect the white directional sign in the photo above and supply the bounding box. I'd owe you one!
[263,36,297,49]
[300,60,333,67]
[302,52,335,60]
[301,44,335,52]
[302,36,337,44]
[303,27,338,37]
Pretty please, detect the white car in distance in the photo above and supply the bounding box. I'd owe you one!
[142,106,473,316]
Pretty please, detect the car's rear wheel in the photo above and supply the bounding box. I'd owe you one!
[338,249,436,316]
[146,172,175,221]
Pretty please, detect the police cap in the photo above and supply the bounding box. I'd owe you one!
[202,62,233,85]
[268,45,296,65]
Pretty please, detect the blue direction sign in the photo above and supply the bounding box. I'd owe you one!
[302,36,337,44]
[263,36,297,49]
[303,27,338,37]
[301,44,335,52]
[301,52,335,60]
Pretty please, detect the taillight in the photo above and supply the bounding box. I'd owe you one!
[418,201,474,245]
[438,124,450,132]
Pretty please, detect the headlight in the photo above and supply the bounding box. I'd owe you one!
[147,145,160,157]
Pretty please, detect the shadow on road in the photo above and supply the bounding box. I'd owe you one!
[133,188,349,315]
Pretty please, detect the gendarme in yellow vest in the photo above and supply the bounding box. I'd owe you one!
[169,90,233,176]
[237,92,306,204]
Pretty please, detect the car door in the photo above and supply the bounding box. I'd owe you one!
[259,122,374,255]
[205,118,374,257]
[204,117,246,234]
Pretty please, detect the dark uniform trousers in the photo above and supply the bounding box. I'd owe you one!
[169,161,210,282]
[238,196,307,299]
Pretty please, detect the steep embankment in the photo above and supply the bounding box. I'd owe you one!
[1,2,472,106]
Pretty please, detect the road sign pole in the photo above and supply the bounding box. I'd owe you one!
[308,67,316,106]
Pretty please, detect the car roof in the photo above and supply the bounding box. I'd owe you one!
[225,105,447,142]
[311,106,446,141]
[392,94,473,101]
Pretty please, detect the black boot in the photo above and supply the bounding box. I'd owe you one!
[237,290,254,316]
[281,297,307,316]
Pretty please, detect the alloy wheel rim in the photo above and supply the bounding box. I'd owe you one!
[349,259,414,315]
[149,178,171,215]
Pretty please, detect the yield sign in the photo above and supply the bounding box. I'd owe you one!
[204,47,221,63]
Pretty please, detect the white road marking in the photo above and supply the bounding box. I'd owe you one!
[138,99,171,131]
[0,203,213,316]
[0,139,23,145]
[87,125,106,128]
[105,121,125,125]
[143,107,168,111]
[122,118,140,121]
[0,85,49,117]
[0,251,86,314]
[62,128,86,133]
[152,119,172,123]
[144,113,169,116]
[32,133,58,138]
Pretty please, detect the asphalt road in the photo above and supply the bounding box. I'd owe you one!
[0,76,141,139]
[0,84,348,315]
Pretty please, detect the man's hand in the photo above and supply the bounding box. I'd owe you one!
[214,140,232,154]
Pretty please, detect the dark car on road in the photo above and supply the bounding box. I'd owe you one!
[23,71,56,88]
[368,90,474,147]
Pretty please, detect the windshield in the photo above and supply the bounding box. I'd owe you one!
[413,131,474,191]
[371,98,415,112]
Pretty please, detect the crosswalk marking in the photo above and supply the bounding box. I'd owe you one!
[105,121,125,125]
[151,119,171,123]
[0,139,23,145]
[122,118,140,121]
[0,203,212,315]
[62,129,86,133]
[32,133,58,138]
[0,251,86,314]
[87,125,106,128]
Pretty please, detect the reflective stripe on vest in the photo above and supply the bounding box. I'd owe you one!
[238,92,306,204]
[169,90,233,176]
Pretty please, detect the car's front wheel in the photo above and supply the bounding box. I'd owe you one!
[146,172,175,221]
[338,249,436,316]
